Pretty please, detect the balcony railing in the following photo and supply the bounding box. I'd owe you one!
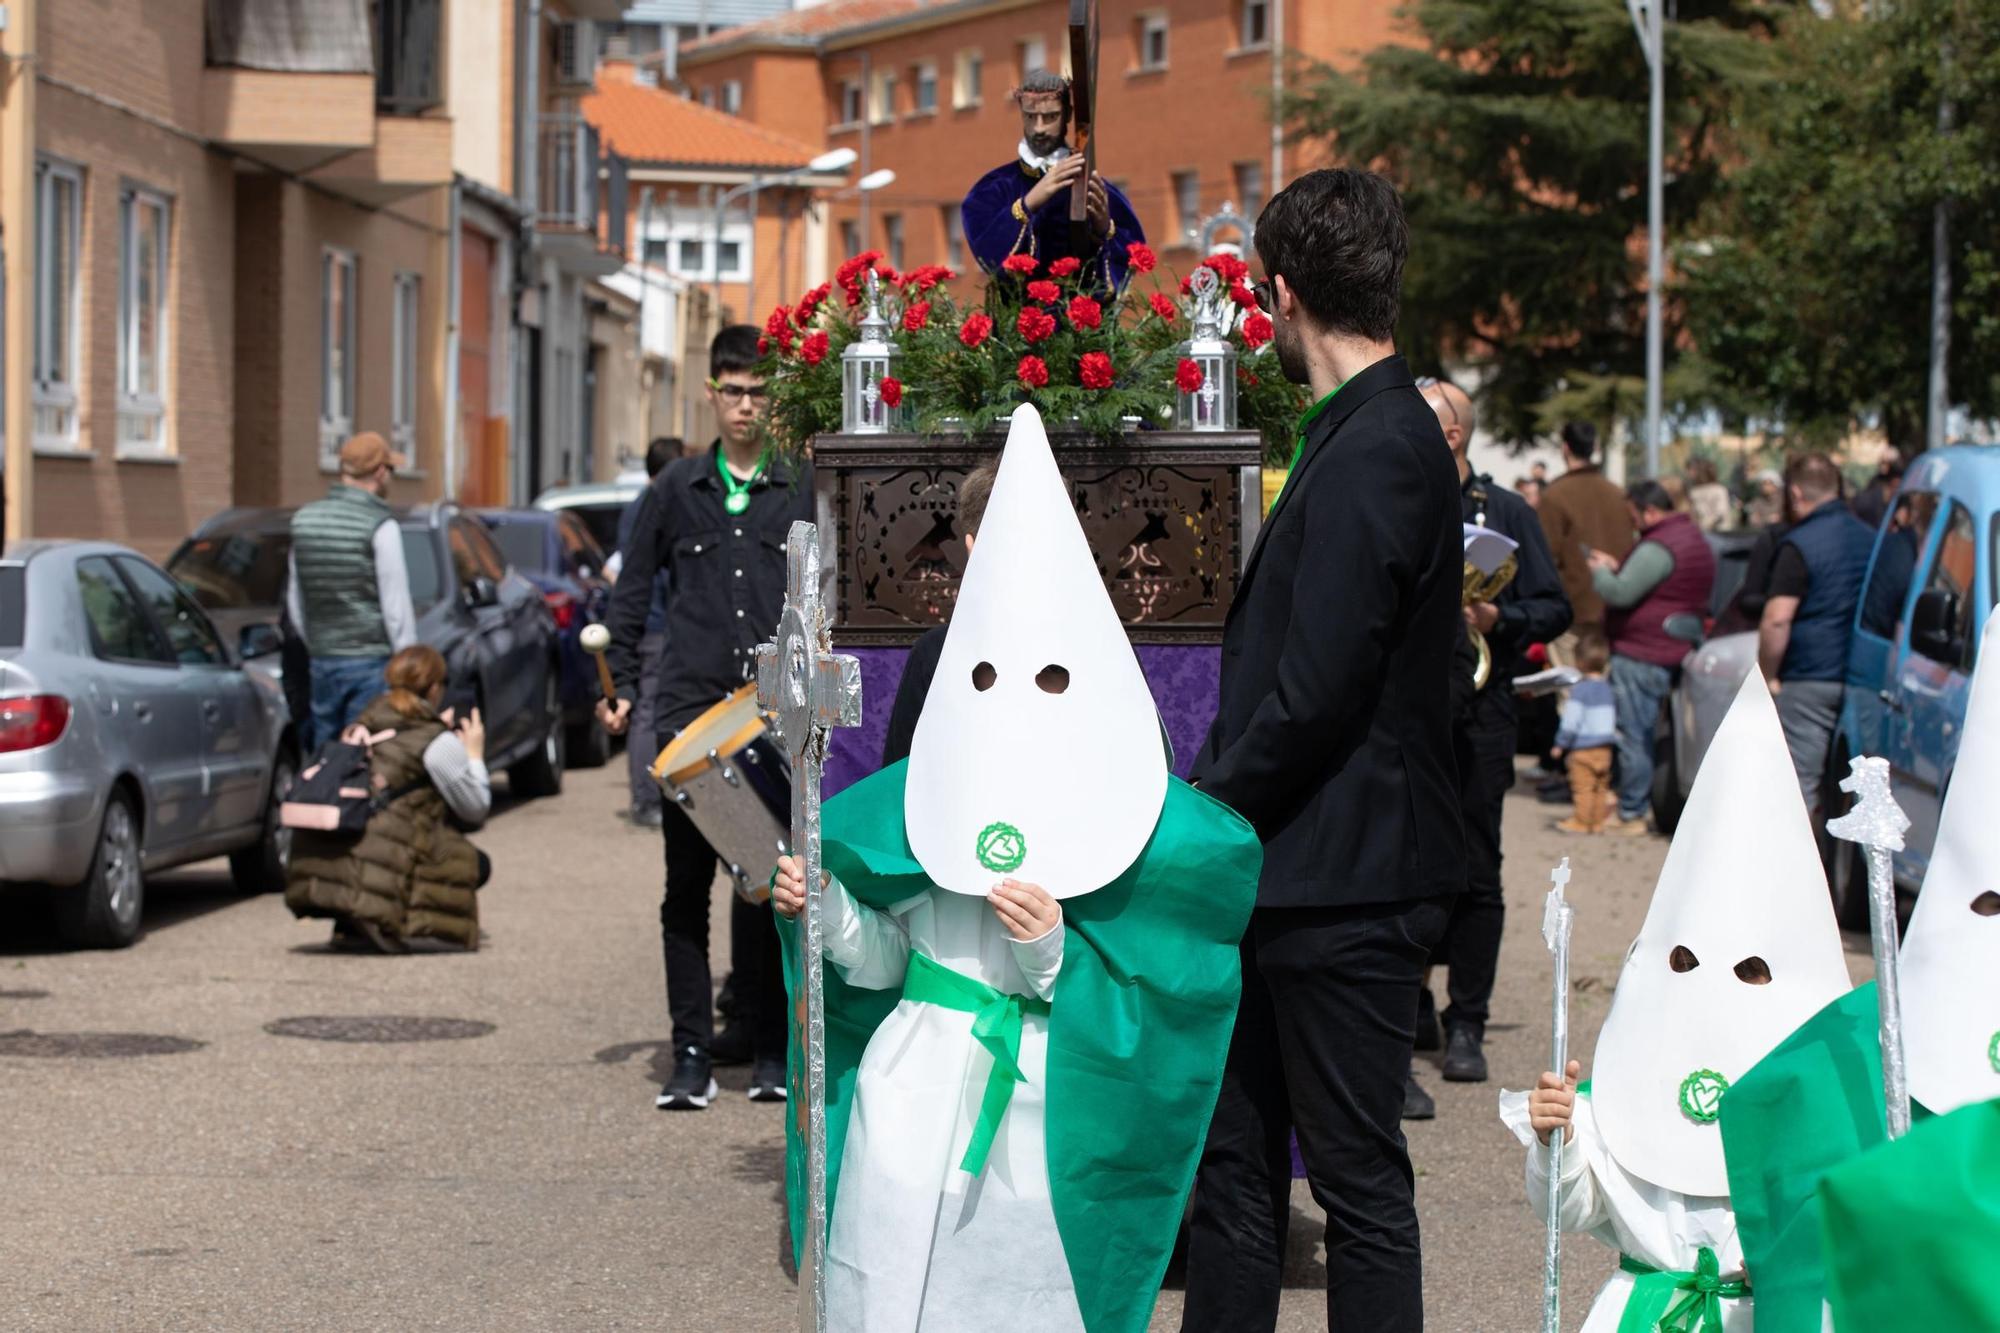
[375,0,443,115]
[206,0,372,71]
[538,114,628,263]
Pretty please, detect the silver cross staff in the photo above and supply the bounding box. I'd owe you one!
[1826,754,1912,1139]
[755,521,863,1333]
[1540,857,1576,1333]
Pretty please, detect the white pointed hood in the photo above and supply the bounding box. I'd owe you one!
[1900,615,2000,1114]
[1591,671,1853,1196]
[904,405,1167,899]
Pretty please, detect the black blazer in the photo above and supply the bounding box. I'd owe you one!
[1193,355,1467,909]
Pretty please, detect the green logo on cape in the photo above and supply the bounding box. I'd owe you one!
[1989,1031,1999,1075]
[1678,1069,1729,1124]
[976,822,1026,874]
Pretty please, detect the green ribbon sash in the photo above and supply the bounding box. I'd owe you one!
[901,950,1052,1177]
[1617,1247,1748,1332]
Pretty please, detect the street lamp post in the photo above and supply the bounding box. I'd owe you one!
[710,148,858,320]
[1628,0,1664,479]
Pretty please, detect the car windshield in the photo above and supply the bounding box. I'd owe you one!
[485,520,549,574]
[169,531,290,610]
[559,502,627,553]
[401,526,443,611]
[0,566,23,648]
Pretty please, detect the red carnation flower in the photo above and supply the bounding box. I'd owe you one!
[1238,368,1261,387]
[795,283,831,326]
[757,334,771,355]
[1017,306,1057,343]
[1202,253,1250,283]
[765,305,793,338]
[874,262,899,286]
[959,312,995,348]
[1001,254,1040,275]
[1179,274,1193,296]
[902,264,956,293]
[1017,355,1050,389]
[1126,242,1157,274]
[1049,256,1082,278]
[1079,351,1115,391]
[1149,292,1179,320]
[903,300,931,332]
[1067,295,1103,331]
[1230,284,1259,309]
[769,323,796,354]
[799,331,831,366]
[1176,358,1205,394]
[879,377,904,409]
[1026,280,1060,305]
[1242,312,1274,348]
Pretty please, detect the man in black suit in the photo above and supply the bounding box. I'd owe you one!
[1182,169,1466,1333]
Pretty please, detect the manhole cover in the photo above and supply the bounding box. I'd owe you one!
[264,1015,496,1043]
[0,1030,204,1058]
[0,989,51,1000]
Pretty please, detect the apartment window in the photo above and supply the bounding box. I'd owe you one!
[954,49,984,108]
[1172,170,1201,238]
[1018,36,1047,79]
[1234,162,1266,217]
[699,85,716,108]
[870,70,897,124]
[642,236,669,266]
[391,272,421,460]
[32,158,83,450]
[117,186,172,455]
[912,62,938,115]
[839,80,864,127]
[717,239,745,280]
[1240,0,1271,48]
[677,238,706,272]
[1135,13,1169,72]
[721,80,743,115]
[319,248,358,468]
[655,229,749,281]
[840,219,862,257]
[942,205,965,268]
[882,214,905,271]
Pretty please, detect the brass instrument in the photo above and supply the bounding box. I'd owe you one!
[1463,552,1518,690]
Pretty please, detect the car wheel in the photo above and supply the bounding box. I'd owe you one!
[229,750,296,895]
[55,789,145,949]
[567,713,612,769]
[1649,724,1685,836]
[508,673,566,798]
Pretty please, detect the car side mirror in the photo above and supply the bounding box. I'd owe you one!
[1910,587,1961,663]
[238,622,285,660]
[463,576,500,610]
[1662,612,1707,648]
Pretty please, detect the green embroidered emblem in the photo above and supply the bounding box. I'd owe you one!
[976,821,1027,874]
[1988,1031,1999,1075]
[1678,1068,1730,1124]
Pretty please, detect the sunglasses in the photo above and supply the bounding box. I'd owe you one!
[1414,375,1460,429]
[709,381,770,404]
[1251,278,1276,313]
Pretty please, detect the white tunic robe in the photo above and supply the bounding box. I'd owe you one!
[1499,1091,1753,1332]
[821,878,1081,1333]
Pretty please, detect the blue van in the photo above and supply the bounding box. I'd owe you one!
[1834,446,2000,921]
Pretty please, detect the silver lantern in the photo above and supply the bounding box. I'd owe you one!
[1176,266,1238,432]
[840,269,903,434]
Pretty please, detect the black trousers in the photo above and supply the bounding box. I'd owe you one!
[1183,897,1453,1333]
[1437,698,1515,1035]
[658,799,787,1060]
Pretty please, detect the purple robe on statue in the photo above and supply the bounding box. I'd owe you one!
[960,157,1144,288]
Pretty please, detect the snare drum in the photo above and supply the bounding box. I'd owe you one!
[651,683,792,902]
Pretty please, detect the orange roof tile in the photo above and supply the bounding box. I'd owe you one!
[583,61,822,170]
[682,0,938,58]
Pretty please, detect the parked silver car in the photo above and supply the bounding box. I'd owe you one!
[0,541,296,947]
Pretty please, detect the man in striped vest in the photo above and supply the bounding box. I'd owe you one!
[286,432,418,748]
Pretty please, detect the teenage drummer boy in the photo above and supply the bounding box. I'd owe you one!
[599,323,813,1111]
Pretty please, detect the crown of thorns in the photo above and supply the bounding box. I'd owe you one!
[1009,72,1072,108]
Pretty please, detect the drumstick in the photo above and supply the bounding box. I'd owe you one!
[579,623,618,703]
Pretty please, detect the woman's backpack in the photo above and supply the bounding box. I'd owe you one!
[280,725,427,839]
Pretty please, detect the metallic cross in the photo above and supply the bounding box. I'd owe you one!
[755,520,862,1333]
[1828,754,1912,1138]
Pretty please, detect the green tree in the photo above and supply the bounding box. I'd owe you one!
[1682,1,2000,451]
[1285,0,1783,446]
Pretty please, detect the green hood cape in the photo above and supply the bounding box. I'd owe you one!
[777,759,1261,1333]
[1718,982,1933,1333]
[1819,1096,2000,1330]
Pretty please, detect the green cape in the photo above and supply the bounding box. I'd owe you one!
[1819,1097,2000,1331]
[1718,982,1932,1333]
[777,760,1262,1333]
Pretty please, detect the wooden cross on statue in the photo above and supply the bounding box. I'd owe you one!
[1066,0,1100,251]
[754,520,862,1333]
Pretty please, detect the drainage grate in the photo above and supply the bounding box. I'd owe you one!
[264,1015,496,1043]
[0,1030,205,1058]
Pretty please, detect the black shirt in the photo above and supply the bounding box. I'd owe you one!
[1766,542,1812,601]
[881,625,948,767]
[604,442,815,737]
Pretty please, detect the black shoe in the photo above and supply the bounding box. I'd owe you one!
[1402,1073,1436,1121]
[1413,987,1443,1052]
[627,805,664,830]
[1536,778,1571,806]
[708,1022,753,1066]
[747,1056,788,1103]
[656,1045,717,1111]
[1441,1026,1489,1083]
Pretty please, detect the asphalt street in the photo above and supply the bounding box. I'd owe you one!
[0,756,1875,1332]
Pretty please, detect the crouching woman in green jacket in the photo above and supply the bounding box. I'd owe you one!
[286,645,492,953]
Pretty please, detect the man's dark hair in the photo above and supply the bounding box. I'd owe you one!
[1012,69,1070,109]
[1252,169,1407,342]
[645,436,684,478]
[1784,452,1843,504]
[958,465,998,536]
[710,324,763,378]
[1627,479,1674,514]
[1560,421,1599,462]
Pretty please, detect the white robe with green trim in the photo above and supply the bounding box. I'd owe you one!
[821,880,1080,1333]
